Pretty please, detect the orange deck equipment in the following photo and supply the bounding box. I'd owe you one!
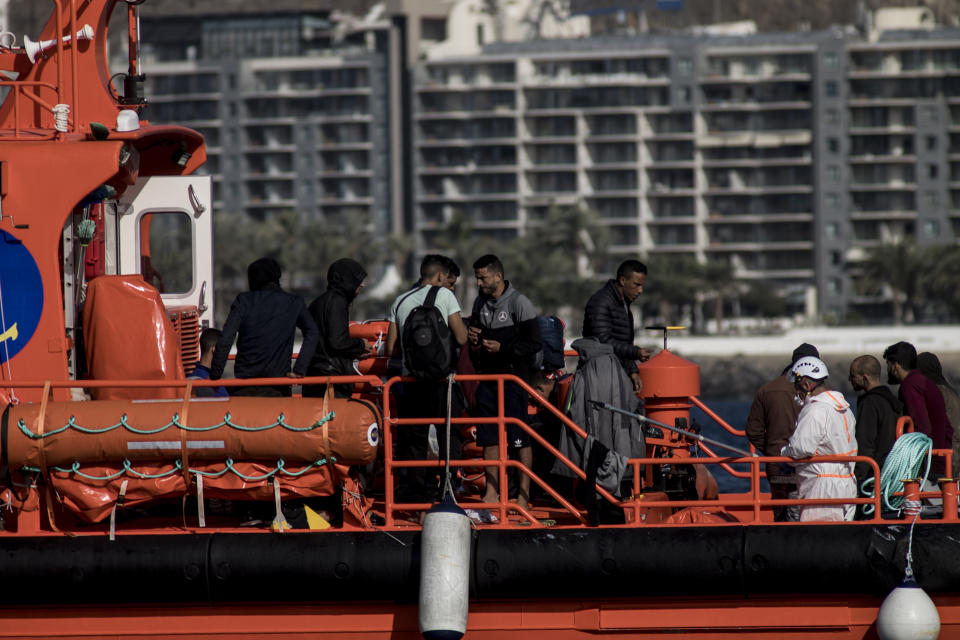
[636,349,700,444]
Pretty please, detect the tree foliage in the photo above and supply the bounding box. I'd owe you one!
[212,209,408,324]
[501,204,609,318]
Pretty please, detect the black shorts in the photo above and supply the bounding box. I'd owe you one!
[473,380,530,449]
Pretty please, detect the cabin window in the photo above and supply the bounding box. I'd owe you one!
[139,212,194,295]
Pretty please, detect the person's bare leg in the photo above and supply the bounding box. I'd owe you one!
[482,445,500,503]
[516,446,533,511]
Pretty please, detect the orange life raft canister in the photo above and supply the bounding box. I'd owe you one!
[4,397,381,469]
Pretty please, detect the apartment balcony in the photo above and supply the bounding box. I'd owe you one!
[648,244,699,253]
[847,182,917,192]
[318,168,373,178]
[734,267,814,280]
[647,159,696,169]
[317,140,373,150]
[706,240,813,251]
[243,86,372,99]
[849,210,917,220]
[244,142,297,152]
[698,131,811,147]
[847,96,920,107]
[698,72,811,84]
[703,184,813,195]
[847,154,917,164]
[417,192,517,203]
[527,73,671,87]
[646,216,696,224]
[645,187,697,197]
[319,195,373,205]
[244,171,297,181]
[244,198,299,209]
[706,212,813,223]
[700,156,810,168]
[847,125,917,135]
[699,100,811,112]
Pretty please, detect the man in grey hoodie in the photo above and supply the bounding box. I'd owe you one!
[468,254,541,511]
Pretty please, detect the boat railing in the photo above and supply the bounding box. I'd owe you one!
[4,374,958,532]
[0,0,84,137]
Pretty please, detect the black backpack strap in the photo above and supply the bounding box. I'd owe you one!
[423,285,441,309]
[393,285,425,319]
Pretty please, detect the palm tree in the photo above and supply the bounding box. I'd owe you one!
[855,239,925,325]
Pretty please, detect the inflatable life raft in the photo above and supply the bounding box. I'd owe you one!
[0,397,382,522]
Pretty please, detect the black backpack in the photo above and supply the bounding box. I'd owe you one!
[535,315,566,372]
[401,286,453,379]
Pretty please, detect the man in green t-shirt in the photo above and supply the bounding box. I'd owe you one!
[386,255,468,502]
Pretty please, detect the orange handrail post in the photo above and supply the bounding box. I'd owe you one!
[496,376,508,525]
[940,478,958,522]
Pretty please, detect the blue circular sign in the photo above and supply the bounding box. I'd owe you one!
[0,230,44,364]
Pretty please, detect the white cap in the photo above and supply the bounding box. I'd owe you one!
[115,109,140,132]
[790,356,829,381]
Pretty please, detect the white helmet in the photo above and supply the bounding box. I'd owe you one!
[790,356,829,382]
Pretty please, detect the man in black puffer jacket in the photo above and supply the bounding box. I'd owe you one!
[305,258,371,398]
[582,260,651,394]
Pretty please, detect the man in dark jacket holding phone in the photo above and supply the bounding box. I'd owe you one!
[582,260,651,394]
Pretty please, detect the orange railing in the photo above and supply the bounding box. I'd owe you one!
[0,0,84,137]
[5,373,958,530]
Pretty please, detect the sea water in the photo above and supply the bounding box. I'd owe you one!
[692,399,765,494]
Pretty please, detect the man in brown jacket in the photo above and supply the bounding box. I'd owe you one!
[746,343,819,521]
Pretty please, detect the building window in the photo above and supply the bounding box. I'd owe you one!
[477,24,485,45]
[831,250,842,266]
[827,278,841,295]
[825,108,839,124]
[827,137,840,153]
[923,191,939,208]
[677,57,693,76]
[825,81,838,97]
[823,52,839,70]
[827,165,840,182]
[928,164,938,179]
[826,222,840,238]
[926,135,937,151]
[922,105,938,122]
[678,86,691,103]
[825,193,841,209]
[923,220,940,236]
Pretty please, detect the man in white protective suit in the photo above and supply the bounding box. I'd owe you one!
[781,356,859,522]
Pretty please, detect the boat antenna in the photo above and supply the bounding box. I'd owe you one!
[645,325,685,351]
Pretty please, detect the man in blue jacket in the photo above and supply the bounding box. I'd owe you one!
[211,257,319,396]
[582,260,651,394]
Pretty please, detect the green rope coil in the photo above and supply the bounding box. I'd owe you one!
[21,456,336,482]
[861,432,932,515]
[17,410,335,439]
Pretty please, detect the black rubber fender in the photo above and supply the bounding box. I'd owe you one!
[472,526,744,598]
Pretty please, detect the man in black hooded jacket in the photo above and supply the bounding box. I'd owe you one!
[211,257,319,396]
[582,260,651,393]
[849,354,902,500]
[305,258,371,398]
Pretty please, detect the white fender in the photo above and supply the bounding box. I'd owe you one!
[877,578,941,640]
[419,496,471,640]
